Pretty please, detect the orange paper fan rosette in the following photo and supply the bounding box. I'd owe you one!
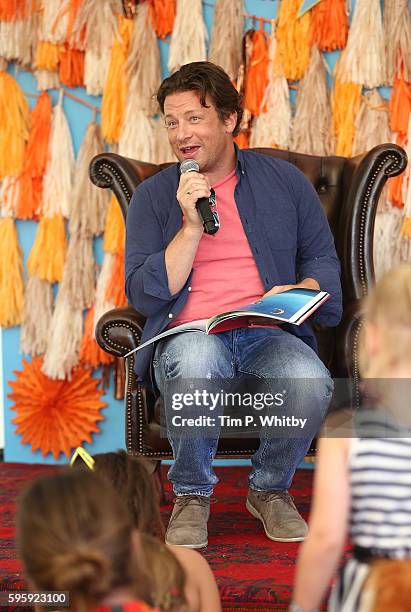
[9,357,106,459]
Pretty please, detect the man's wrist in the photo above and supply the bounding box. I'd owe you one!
[298,278,320,291]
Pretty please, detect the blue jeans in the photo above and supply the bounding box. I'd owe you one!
[153,327,333,496]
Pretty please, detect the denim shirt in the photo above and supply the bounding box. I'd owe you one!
[125,147,343,385]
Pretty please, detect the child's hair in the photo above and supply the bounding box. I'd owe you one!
[86,450,164,538]
[73,451,188,611]
[16,469,151,612]
[358,264,411,379]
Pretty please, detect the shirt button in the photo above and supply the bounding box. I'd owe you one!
[168,313,173,318]
[188,286,192,292]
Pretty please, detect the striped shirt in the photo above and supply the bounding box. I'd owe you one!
[349,413,411,557]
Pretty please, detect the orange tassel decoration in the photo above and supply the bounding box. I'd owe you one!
[310,0,348,52]
[9,357,106,459]
[59,45,85,88]
[0,217,24,327]
[388,133,408,208]
[150,0,176,39]
[79,306,114,368]
[16,92,53,220]
[332,78,362,157]
[243,27,269,116]
[35,41,60,71]
[0,71,30,179]
[275,0,311,81]
[101,15,133,144]
[389,68,411,137]
[234,131,250,149]
[27,215,67,283]
[103,195,125,255]
[105,250,127,307]
[0,0,27,21]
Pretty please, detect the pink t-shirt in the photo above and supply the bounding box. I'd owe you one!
[170,168,265,327]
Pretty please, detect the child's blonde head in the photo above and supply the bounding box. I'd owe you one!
[359,264,411,379]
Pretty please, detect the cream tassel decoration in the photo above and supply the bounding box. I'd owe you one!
[119,91,155,162]
[291,45,332,155]
[58,234,95,311]
[352,90,390,156]
[208,0,244,81]
[35,70,60,91]
[70,122,109,237]
[41,93,75,219]
[42,300,83,380]
[168,0,207,73]
[152,118,176,164]
[93,253,115,331]
[336,0,386,88]
[373,206,403,280]
[73,0,120,95]
[126,1,161,116]
[384,0,411,84]
[249,28,291,150]
[41,0,69,44]
[0,177,19,217]
[20,277,53,355]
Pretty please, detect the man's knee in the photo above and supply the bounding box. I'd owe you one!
[153,332,233,381]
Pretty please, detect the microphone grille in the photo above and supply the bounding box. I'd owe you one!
[179,159,200,174]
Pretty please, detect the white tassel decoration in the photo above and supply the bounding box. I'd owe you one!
[352,90,390,156]
[290,46,332,155]
[208,0,244,81]
[20,277,53,356]
[168,0,207,74]
[384,0,411,84]
[41,95,75,219]
[336,0,387,88]
[70,122,109,237]
[126,2,161,116]
[249,29,291,150]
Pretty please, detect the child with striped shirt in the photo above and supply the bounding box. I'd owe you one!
[290,264,411,612]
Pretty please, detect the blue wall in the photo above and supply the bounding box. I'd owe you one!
[2,0,397,463]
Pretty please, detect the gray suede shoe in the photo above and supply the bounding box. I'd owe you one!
[246,489,308,542]
[165,495,210,548]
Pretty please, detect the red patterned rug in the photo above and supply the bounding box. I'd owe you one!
[0,463,314,611]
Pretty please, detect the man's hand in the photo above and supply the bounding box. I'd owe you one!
[263,278,320,298]
[176,172,211,231]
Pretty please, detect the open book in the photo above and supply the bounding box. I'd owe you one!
[124,288,330,358]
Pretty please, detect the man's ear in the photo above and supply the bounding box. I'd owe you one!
[224,112,237,134]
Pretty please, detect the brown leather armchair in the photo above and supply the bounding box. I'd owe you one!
[89,144,407,460]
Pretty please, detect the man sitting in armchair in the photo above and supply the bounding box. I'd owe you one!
[125,61,342,549]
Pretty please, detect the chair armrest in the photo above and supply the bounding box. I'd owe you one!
[95,306,147,357]
[340,143,407,303]
[89,152,165,220]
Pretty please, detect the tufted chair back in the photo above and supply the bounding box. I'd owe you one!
[90,144,407,459]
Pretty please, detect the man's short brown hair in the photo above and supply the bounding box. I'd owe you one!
[156,61,243,136]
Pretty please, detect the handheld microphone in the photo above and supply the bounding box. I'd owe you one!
[179,159,219,235]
